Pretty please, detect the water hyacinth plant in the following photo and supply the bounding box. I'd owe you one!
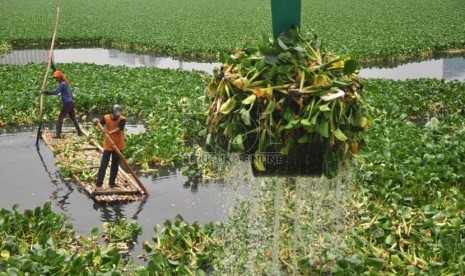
[0,202,138,274]
[205,29,371,177]
[139,214,219,274]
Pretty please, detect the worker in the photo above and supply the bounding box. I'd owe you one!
[93,104,126,190]
[42,59,83,138]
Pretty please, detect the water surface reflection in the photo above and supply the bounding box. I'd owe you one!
[359,58,465,81]
[1,48,464,81]
[0,129,247,261]
[1,48,219,73]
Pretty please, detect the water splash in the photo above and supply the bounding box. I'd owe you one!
[291,170,354,273]
[272,177,283,274]
[216,159,355,274]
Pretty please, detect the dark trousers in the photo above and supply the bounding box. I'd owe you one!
[96,150,121,187]
[57,101,82,135]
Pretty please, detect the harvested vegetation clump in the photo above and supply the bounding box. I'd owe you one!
[205,29,372,177]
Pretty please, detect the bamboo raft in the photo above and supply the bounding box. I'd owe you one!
[41,129,147,202]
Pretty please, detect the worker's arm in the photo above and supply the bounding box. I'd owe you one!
[43,82,65,95]
[92,118,126,134]
[107,119,126,134]
[92,117,104,126]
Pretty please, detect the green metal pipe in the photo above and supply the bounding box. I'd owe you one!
[271,0,301,39]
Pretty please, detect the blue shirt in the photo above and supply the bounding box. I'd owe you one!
[45,81,73,103]
[45,64,73,103]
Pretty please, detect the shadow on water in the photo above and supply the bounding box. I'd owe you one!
[36,144,74,213]
[183,177,200,194]
[93,201,125,222]
[91,196,148,222]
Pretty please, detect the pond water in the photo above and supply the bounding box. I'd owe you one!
[1,48,465,81]
[360,58,465,81]
[0,124,249,261]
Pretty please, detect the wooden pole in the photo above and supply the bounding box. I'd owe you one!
[36,7,61,145]
[95,121,149,196]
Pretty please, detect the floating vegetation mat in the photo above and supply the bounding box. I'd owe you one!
[41,130,146,202]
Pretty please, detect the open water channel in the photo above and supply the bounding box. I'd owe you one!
[1,48,464,266]
[2,48,465,81]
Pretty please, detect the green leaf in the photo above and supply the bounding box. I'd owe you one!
[280,137,294,155]
[390,255,403,266]
[316,120,329,138]
[333,128,347,141]
[175,214,184,222]
[219,98,236,114]
[297,134,309,143]
[367,257,386,268]
[223,123,234,136]
[198,128,207,136]
[196,269,207,276]
[91,227,99,236]
[206,133,212,145]
[256,59,266,71]
[282,106,294,121]
[385,234,396,245]
[93,255,102,266]
[240,108,251,126]
[300,119,311,126]
[359,116,369,128]
[319,104,331,112]
[259,129,267,151]
[343,59,358,75]
[233,134,245,151]
[242,94,256,105]
[1,250,10,260]
[277,38,288,51]
[253,152,266,171]
[269,64,278,77]
[7,267,20,275]
[263,100,276,115]
[284,120,299,130]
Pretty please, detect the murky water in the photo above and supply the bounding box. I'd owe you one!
[360,57,465,81]
[0,48,219,73]
[1,48,465,81]
[0,126,246,260]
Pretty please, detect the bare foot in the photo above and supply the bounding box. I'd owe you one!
[94,186,104,192]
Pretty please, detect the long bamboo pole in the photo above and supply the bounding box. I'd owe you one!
[94,121,149,196]
[36,7,60,146]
